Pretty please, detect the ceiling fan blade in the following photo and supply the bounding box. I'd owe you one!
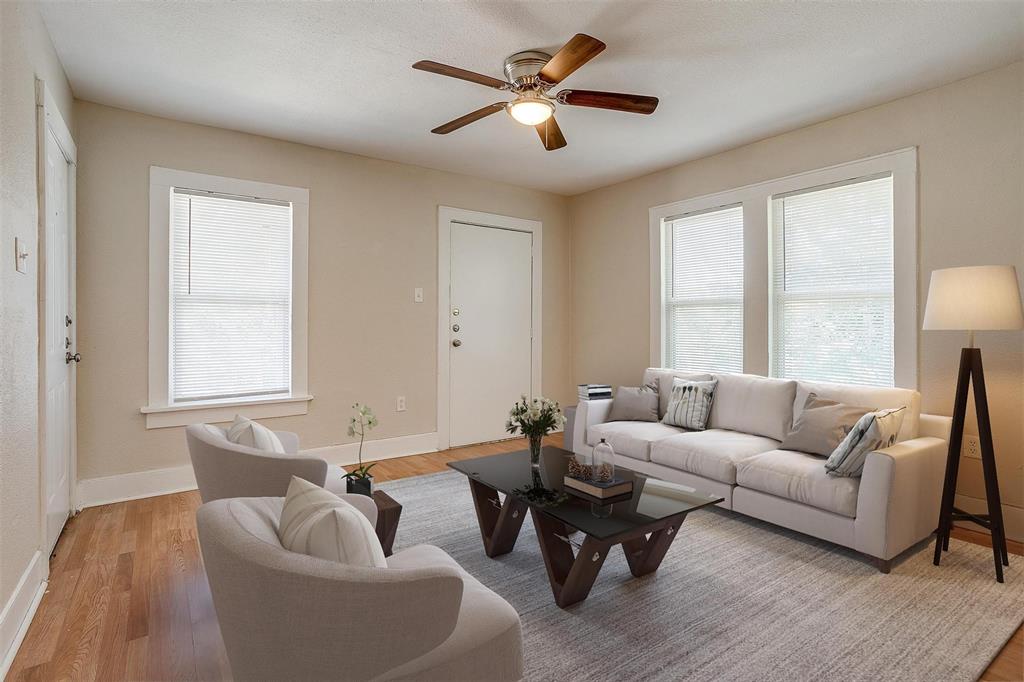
[538,34,606,85]
[431,103,508,134]
[535,116,567,151]
[557,89,659,114]
[412,60,510,90]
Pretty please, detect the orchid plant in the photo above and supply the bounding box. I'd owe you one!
[344,403,378,481]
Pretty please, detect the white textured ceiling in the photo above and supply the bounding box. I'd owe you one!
[40,1,1023,195]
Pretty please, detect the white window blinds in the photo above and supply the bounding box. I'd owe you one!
[170,189,293,403]
[663,205,744,373]
[770,174,894,386]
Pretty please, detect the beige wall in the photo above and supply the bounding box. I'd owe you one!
[74,101,574,481]
[0,1,75,624]
[570,62,1024,536]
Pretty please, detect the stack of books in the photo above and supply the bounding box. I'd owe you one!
[578,384,612,400]
[564,475,633,500]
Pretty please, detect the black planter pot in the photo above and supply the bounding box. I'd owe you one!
[346,475,374,497]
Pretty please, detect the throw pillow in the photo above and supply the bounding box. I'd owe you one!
[607,384,659,422]
[779,394,874,457]
[277,476,387,567]
[661,378,718,430]
[226,414,286,453]
[825,407,907,478]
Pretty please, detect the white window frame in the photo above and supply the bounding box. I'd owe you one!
[650,148,918,388]
[142,167,310,428]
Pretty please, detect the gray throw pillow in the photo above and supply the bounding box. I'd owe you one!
[779,394,874,457]
[826,407,907,477]
[661,378,717,430]
[607,385,659,422]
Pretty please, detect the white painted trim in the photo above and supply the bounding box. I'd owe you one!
[141,394,313,429]
[649,148,918,387]
[75,431,439,508]
[77,465,200,509]
[954,494,1024,544]
[305,431,439,468]
[145,167,310,426]
[436,207,543,451]
[0,551,47,680]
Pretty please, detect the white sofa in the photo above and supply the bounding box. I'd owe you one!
[571,368,952,571]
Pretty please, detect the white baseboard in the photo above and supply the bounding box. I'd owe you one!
[76,431,440,509]
[77,464,199,509]
[0,551,47,679]
[954,493,1024,543]
[305,431,438,468]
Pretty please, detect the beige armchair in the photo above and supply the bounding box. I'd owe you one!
[185,423,356,506]
[197,496,523,681]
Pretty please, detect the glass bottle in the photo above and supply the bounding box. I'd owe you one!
[592,438,615,484]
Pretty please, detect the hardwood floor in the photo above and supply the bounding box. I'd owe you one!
[7,434,1022,681]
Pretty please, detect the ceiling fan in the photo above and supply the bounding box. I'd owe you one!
[412,33,658,151]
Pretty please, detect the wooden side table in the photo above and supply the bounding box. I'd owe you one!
[372,490,402,557]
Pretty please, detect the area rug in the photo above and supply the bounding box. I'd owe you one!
[378,471,1023,682]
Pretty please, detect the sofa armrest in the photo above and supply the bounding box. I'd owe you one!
[854,436,947,560]
[571,399,614,454]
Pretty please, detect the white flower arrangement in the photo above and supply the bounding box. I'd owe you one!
[505,395,566,439]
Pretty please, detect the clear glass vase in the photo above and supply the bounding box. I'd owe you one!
[592,438,615,483]
[529,433,543,469]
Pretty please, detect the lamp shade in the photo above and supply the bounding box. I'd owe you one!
[922,265,1024,331]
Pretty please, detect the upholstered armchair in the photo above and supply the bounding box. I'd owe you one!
[197,496,524,681]
[185,423,354,504]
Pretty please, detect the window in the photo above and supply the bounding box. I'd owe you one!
[651,148,917,387]
[770,175,894,386]
[170,190,292,402]
[144,168,309,428]
[662,205,744,373]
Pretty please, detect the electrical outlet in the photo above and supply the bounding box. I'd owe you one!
[14,237,29,274]
[962,435,981,460]
[414,287,423,303]
[396,396,406,412]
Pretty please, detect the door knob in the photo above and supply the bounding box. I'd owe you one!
[65,352,81,364]
[452,339,462,348]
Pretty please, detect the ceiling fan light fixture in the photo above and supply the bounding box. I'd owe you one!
[507,94,554,126]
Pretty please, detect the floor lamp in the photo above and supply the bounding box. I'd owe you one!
[923,265,1024,583]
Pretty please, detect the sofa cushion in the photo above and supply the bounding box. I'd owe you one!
[708,373,798,441]
[794,380,920,442]
[735,449,861,517]
[586,421,684,462]
[642,368,714,418]
[650,429,781,484]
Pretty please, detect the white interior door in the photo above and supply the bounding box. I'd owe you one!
[448,222,533,447]
[41,112,75,555]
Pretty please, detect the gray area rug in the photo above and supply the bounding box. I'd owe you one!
[379,471,1023,682]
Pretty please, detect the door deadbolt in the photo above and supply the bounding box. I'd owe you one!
[65,352,81,364]
[452,308,460,316]
[452,339,462,348]
[452,324,460,332]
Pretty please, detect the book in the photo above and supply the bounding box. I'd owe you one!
[563,475,633,499]
[578,383,613,400]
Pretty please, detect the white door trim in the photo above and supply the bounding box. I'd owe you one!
[437,206,542,451]
[35,79,77,546]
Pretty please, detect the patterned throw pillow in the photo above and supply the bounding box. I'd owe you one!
[278,476,387,567]
[661,378,718,430]
[825,407,907,478]
[226,414,285,453]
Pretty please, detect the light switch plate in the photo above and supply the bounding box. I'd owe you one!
[14,237,29,274]
[414,287,423,303]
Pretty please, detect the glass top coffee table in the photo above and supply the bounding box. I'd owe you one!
[448,445,723,608]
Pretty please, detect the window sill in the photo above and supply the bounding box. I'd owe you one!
[141,394,313,429]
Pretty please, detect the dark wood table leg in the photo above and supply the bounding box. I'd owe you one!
[468,477,528,557]
[621,513,687,577]
[531,509,614,608]
[372,490,402,557]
